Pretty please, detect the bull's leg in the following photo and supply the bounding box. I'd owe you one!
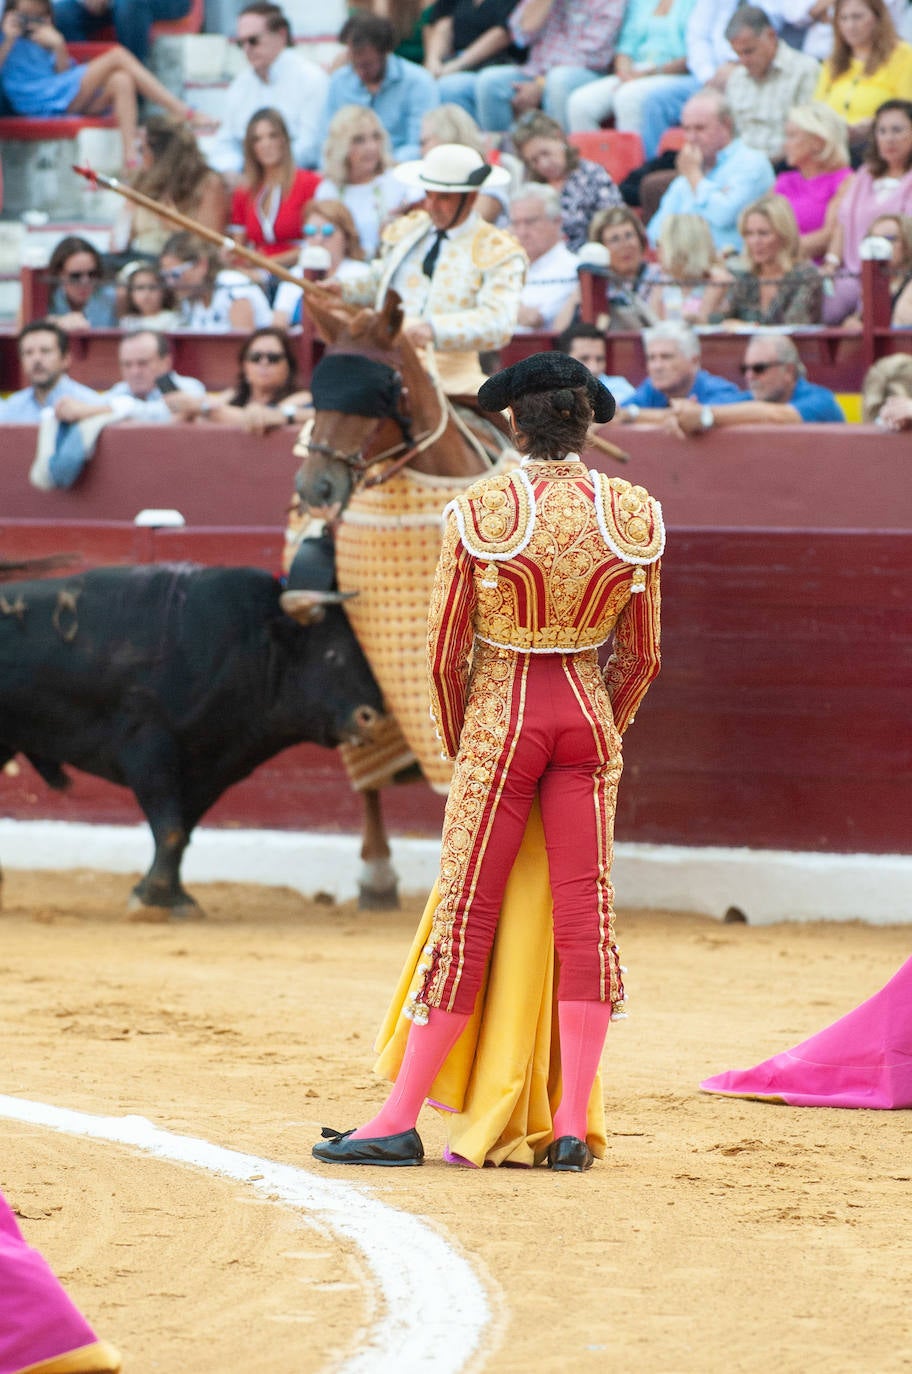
[120,730,201,920]
[358,788,399,909]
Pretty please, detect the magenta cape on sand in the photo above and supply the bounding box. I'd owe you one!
[0,1189,105,1374]
[700,956,912,1109]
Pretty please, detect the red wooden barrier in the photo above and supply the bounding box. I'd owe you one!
[4,422,912,529]
[1,516,909,853]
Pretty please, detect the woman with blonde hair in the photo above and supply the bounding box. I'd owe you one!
[648,213,727,325]
[272,198,370,328]
[775,102,853,261]
[710,194,823,327]
[316,104,420,257]
[230,108,321,266]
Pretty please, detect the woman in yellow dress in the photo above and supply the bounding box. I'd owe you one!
[313,352,664,1174]
[814,0,912,155]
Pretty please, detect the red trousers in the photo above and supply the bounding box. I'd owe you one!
[418,645,625,1015]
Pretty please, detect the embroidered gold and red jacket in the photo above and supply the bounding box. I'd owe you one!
[427,459,664,758]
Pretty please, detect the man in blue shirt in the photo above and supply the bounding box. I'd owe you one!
[319,13,438,163]
[0,321,103,424]
[616,321,744,425]
[669,334,845,435]
[646,88,774,255]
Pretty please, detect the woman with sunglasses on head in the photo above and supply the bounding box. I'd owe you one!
[175,327,311,433]
[46,235,118,330]
[271,199,370,329]
[230,108,322,268]
[117,262,180,331]
[0,0,215,169]
[158,231,272,333]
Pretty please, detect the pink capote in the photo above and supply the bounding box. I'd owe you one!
[0,1190,97,1374]
[701,956,912,1109]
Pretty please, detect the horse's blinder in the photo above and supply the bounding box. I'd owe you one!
[308,353,414,477]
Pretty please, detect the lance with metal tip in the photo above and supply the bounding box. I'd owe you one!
[72,164,334,294]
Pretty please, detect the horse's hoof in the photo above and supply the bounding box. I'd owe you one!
[358,883,400,911]
[126,892,205,923]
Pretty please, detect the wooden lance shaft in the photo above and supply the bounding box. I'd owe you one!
[72,164,632,464]
[71,164,333,294]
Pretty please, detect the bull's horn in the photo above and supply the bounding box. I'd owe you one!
[280,588,358,624]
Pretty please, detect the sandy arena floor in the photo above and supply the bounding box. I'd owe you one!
[1,868,910,1374]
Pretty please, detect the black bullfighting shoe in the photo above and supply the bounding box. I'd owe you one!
[312,1126,425,1166]
[545,1135,595,1173]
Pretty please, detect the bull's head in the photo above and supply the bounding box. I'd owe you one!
[279,587,382,746]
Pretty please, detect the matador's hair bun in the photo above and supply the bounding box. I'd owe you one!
[477,351,615,423]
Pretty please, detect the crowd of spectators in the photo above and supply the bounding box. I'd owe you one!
[3,0,912,465]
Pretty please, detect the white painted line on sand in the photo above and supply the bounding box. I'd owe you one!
[3,818,912,922]
[0,1095,493,1374]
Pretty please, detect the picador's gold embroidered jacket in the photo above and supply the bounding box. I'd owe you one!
[427,459,664,759]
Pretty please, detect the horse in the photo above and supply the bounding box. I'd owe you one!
[291,288,510,909]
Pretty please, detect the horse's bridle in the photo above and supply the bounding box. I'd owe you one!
[304,349,454,489]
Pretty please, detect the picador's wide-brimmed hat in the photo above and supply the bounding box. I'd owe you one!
[478,352,616,424]
[395,143,511,193]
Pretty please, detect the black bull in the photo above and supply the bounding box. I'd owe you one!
[0,563,383,915]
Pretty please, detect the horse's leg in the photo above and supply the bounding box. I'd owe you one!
[358,787,399,910]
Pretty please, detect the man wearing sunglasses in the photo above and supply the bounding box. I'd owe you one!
[206,1,328,176]
[667,334,844,436]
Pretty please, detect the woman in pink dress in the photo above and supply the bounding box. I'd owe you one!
[774,101,853,262]
[821,97,912,321]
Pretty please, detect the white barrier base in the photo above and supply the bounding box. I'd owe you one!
[1,819,911,924]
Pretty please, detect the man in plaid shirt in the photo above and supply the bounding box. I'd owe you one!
[475,0,626,132]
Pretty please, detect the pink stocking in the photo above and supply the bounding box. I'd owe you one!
[351,1008,470,1139]
[552,999,612,1142]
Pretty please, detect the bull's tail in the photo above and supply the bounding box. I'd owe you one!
[25,755,72,791]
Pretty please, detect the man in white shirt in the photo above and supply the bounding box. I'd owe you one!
[50,332,204,426]
[206,2,329,175]
[725,5,819,164]
[508,185,580,334]
[638,0,787,158]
